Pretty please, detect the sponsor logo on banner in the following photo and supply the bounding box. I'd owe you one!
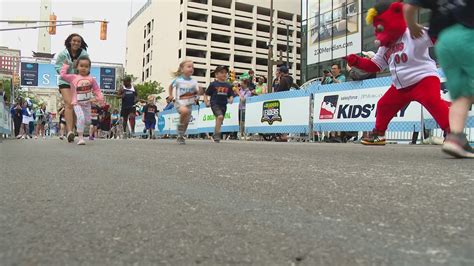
[261,100,282,125]
[320,95,338,119]
[202,112,231,121]
[157,115,165,132]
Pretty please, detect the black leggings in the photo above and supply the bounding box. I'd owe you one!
[13,118,22,136]
[121,109,135,135]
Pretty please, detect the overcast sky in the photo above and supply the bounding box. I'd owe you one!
[0,0,148,64]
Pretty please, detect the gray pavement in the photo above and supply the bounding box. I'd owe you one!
[0,138,473,265]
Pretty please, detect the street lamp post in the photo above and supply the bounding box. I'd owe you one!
[278,21,290,68]
[267,0,274,93]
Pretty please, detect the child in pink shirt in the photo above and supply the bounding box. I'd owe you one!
[60,56,104,145]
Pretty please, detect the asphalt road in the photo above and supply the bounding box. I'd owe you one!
[1,138,473,265]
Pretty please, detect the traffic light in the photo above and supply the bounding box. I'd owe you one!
[100,21,108,40]
[48,14,57,35]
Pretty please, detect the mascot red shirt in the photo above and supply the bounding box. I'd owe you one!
[346,1,450,146]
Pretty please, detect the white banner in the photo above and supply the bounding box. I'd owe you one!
[245,96,310,133]
[307,0,362,65]
[0,100,10,133]
[313,87,422,131]
[197,102,239,132]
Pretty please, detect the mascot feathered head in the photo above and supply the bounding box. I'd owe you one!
[366,1,407,47]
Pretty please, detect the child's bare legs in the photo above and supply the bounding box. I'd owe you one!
[214,115,224,142]
[59,123,65,138]
[177,106,190,144]
[450,97,474,134]
[215,115,224,135]
[178,106,190,135]
[23,124,29,138]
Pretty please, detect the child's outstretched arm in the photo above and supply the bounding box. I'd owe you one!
[59,62,76,83]
[168,84,174,100]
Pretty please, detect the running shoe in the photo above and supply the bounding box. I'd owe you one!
[59,136,64,140]
[177,136,186,145]
[89,135,95,141]
[77,139,86,145]
[67,132,75,143]
[212,135,221,143]
[442,133,474,159]
[361,130,386,146]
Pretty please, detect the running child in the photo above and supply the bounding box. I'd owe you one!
[169,59,201,145]
[58,104,66,140]
[34,104,47,139]
[204,65,234,143]
[142,95,158,139]
[60,56,104,145]
[100,104,111,138]
[111,109,122,139]
[89,102,101,140]
[404,0,474,158]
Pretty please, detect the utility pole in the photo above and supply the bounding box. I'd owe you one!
[286,23,290,68]
[267,0,274,93]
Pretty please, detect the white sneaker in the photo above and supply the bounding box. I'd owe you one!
[34,136,38,140]
[77,139,86,145]
[21,135,25,139]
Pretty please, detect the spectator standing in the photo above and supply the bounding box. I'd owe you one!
[255,77,267,95]
[163,96,174,111]
[276,66,294,92]
[272,68,281,93]
[238,79,252,139]
[20,101,33,139]
[10,102,22,138]
[34,104,48,139]
[329,64,346,84]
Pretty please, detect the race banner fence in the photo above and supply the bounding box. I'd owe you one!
[126,73,474,143]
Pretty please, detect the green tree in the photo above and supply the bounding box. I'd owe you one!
[135,81,164,101]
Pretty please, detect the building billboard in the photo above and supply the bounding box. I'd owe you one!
[20,62,115,92]
[307,0,362,65]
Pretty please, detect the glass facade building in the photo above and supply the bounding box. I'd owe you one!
[301,0,432,83]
